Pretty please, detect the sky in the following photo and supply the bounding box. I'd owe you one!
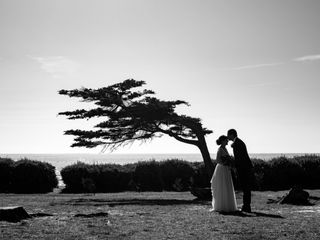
[0,0,320,154]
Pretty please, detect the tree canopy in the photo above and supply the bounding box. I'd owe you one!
[59,79,214,175]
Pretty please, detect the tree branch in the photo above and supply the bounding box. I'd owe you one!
[156,128,199,146]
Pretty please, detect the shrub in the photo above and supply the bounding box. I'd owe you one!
[62,162,93,192]
[93,164,131,193]
[11,159,58,193]
[294,155,320,189]
[59,155,320,193]
[133,161,163,191]
[252,158,270,191]
[60,162,95,192]
[60,162,131,193]
[266,157,306,190]
[159,159,195,191]
[190,162,214,188]
[0,158,14,193]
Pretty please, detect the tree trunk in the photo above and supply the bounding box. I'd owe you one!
[197,134,214,177]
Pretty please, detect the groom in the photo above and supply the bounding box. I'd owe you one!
[227,129,254,213]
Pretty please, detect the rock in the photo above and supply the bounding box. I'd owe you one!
[190,187,212,200]
[279,186,310,205]
[0,206,31,222]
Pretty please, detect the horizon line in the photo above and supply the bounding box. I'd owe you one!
[1,152,319,155]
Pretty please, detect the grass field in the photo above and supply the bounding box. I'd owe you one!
[1,190,320,239]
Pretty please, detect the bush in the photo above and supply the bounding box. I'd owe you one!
[133,161,163,191]
[0,158,15,193]
[93,164,131,193]
[190,162,214,188]
[11,159,58,193]
[252,158,270,191]
[190,155,320,191]
[294,155,320,189]
[60,162,131,193]
[59,155,320,193]
[263,157,306,191]
[60,162,94,192]
[159,159,195,191]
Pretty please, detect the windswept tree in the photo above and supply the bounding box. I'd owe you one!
[58,79,214,176]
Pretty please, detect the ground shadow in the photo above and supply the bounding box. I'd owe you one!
[268,195,320,206]
[60,198,209,207]
[30,213,54,218]
[74,212,109,218]
[267,198,314,206]
[309,196,320,201]
[220,210,284,219]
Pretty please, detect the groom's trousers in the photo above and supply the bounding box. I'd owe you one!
[237,168,254,207]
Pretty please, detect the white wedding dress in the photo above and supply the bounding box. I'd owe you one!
[210,147,238,212]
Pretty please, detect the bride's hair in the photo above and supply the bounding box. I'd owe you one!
[216,135,228,145]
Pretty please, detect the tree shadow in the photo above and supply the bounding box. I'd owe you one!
[107,199,207,207]
[219,210,284,219]
[309,196,320,201]
[62,198,209,207]
[267,195,320,206]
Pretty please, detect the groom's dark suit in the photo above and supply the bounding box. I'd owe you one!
[232,137,254,211]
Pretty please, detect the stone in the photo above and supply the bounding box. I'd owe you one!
[190,187,212,200]
[279,186,310,205]
[0,206,31,222]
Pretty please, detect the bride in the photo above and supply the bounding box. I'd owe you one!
[210,135,238,212]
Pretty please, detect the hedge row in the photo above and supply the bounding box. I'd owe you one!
[60,155,320,193]
[60,159,196,193]
[60,162,131,193]
[252,155,320,191]
[2,155,319,193]
[134,160,195,192]
[0,158,58,193]
[187,155,320,191]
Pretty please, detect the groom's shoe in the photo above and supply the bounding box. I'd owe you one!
[241,205,251,213]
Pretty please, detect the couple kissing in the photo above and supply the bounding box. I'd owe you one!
[210,129,254,213]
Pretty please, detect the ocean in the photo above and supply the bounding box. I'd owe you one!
[1,153,318,187]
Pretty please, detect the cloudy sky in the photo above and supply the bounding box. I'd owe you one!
[1,0,320,154]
